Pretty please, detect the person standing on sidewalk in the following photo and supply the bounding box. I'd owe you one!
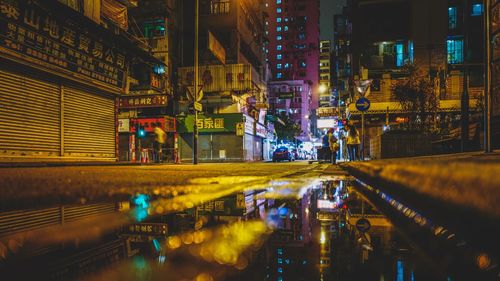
[347,124,360,161]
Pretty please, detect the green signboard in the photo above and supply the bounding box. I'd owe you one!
[177,113,244,133]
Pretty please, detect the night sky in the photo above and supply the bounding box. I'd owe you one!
[320,0,347,43]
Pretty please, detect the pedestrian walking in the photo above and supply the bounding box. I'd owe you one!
[347,124,360,161]
[153,123,166,163]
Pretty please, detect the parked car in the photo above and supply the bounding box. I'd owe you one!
[272,147,294,162]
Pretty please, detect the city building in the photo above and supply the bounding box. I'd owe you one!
[268,80,312,141]
[266,0,320,140]
[344,0,484,158]
[176,0,271,162]
[319,40,332,107]
[0,0,162,161]
[332,6,352,119]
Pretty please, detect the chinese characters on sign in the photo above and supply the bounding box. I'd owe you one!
[317,107,338,118]
[179,64,252,92]
[126,223,168,236]
[0,0,127,89]
[196,117,225,130]
[119,95,168,108]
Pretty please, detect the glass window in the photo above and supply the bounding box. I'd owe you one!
[471,4,483,16]
[284,63,290,68]
[277,8,282,13]
[277,35,282,40]
[277,45,282,50]
[277,17,282,23]
[277,63,282,69]
[277,54,282,60]
[277,72,282,79]
[276,0,282,3]
[277,26,282,32]
[284,26,288,31]
[447,38,464,64]
[299,60,306,68]
[448,7,457,29]
[298,33,306,40]
[284,17,289,22]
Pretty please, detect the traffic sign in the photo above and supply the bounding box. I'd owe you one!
[356,97,371,112]
[194,101,203,112]
[355,218,371,233]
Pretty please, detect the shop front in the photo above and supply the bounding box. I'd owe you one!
[177,113,263,162]
[118,116,176,162]
[0,1,128,161]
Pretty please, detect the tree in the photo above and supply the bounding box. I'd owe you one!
[274,113,302,143]
[391,64,439,131]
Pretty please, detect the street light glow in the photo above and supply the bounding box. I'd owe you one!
[319,84,328,93]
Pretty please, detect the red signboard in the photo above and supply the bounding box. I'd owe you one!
[128,117,176,133]
[119,95,168,108]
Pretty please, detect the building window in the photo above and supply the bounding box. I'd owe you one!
[277,54,282,60]
[277,17,282,23]
[396,42,404,67]
[277,72,283,79]
[277,45,282,50]
[277,8,282,13]
[447,38,464,64]
[284,63,290,68]
[284,17,289,22]
[471,3,483,16]
[210,0,230,14]
[299,60,306,68]
[277,26,282,32]
[284,26,288,31]
[277,35,282,40]
[448,7,457,29]
[298,33,306,40]
[277,0,282,4]
[277,63,282,69]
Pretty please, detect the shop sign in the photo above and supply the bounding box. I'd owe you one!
[317,107,338,118]
[130,118,165,133]
[118,118,130,132]
[244,114,254,135]
[0,0,127,89]
[119,95,167,108]
[196,193,245,216]
[278,92,294,99]
[123,223,168,237]
[244,194,255,215]
[236,122,244,136]
[317,118,338,129]
[208,30,225,64]
[177,113,243,133]
[179,64,252,92]
[255,122,267,138]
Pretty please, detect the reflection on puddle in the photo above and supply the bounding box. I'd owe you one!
[7,178,454,281]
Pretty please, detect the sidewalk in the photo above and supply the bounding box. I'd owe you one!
[340,150,500,256]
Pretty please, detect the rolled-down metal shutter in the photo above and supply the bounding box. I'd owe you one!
[64,87,115,158]
[0,69,61,157]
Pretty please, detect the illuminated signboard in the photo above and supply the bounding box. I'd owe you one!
[317,199,337,209]
[317,118,338,128]
[0,0,128,90]
[119,95,168,108]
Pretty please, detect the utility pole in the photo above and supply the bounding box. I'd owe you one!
[193,0,199,164]
[484,0,492,153]
[460,1,470,152]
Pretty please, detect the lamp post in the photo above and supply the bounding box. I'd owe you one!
[193,0,199,164]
